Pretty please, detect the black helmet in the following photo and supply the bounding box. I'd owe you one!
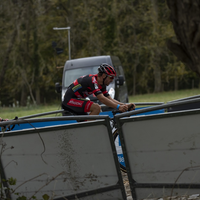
[98,63,116,77]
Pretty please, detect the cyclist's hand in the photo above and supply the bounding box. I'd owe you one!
[119,104,129,112]
[128,103,135,111]
[0,118,9,122]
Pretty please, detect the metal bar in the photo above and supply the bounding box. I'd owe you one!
[100,102,164,109]
[53,27,70,30]
[114,116,137,200]
[2,119,106,137]
[167,94,200,103]
[68,28,71,60]
[18,110,64,119]
[132,182,200,189]
[54,184,123,200]
[115,97,200,119]
[104,117,127,199]
[0,115,109,127]
[133,102,164,106]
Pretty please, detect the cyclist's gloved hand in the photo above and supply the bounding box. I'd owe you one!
[128,103,135,111]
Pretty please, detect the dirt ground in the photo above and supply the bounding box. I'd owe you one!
[122,171,133,200]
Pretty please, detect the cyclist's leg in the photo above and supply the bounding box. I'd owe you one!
[89,103,101,115]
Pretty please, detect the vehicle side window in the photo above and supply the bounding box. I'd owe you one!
[64,66,99,87]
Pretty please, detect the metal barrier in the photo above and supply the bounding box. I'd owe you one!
[115,97,200,199]
[167,94,200,112]
[1,98,200,199]
[0,115,126,200]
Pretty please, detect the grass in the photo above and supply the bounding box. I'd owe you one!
[0,104,62,120]
[129,88,200,103]
[0,88,199,119]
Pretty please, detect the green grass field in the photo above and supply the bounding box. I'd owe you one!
[129,88,200,103]
[0,88,199,119]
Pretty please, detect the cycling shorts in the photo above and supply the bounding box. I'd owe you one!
[62,98,93,115]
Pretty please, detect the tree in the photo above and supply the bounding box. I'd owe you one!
[167,0,200,77]
[1,0,199,106]
[0,1,22,88]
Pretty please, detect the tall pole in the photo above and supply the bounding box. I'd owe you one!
[53,27,71,60]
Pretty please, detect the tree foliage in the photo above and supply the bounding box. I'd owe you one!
[0,0,199,106]
[167,0,200,77]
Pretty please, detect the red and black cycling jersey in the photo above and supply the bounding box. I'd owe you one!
[63,74,109,104]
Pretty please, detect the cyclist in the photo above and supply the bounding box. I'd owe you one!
[62,63,135,115]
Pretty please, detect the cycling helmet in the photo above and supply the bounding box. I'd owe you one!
[98,63,116,77]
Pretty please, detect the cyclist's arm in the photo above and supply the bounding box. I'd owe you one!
[96,94,128,112]
[107,96,135,110]
[107,96,124,105]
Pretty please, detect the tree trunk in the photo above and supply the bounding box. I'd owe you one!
[0,4,22,88]
[174,75,178,91]
[20,85,27,106]
[133,66,136,95]
[153,62,162,93]
[167,0,200,77]
[133,29,139,95]
[151,0,162,93]
[0,29,17,87]
[36,88,40,105]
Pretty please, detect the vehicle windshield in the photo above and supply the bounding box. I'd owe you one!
[64,66,99,87]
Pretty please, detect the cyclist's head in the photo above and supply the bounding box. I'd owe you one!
[98,63,116,77]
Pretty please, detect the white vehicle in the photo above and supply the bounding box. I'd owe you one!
[55,55,129,111]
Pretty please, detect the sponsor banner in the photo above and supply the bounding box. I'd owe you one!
[118,154,125,166]
[114,135,125,167]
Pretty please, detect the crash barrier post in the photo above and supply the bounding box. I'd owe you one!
[115,97,200,200]
[0,115,127,200]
